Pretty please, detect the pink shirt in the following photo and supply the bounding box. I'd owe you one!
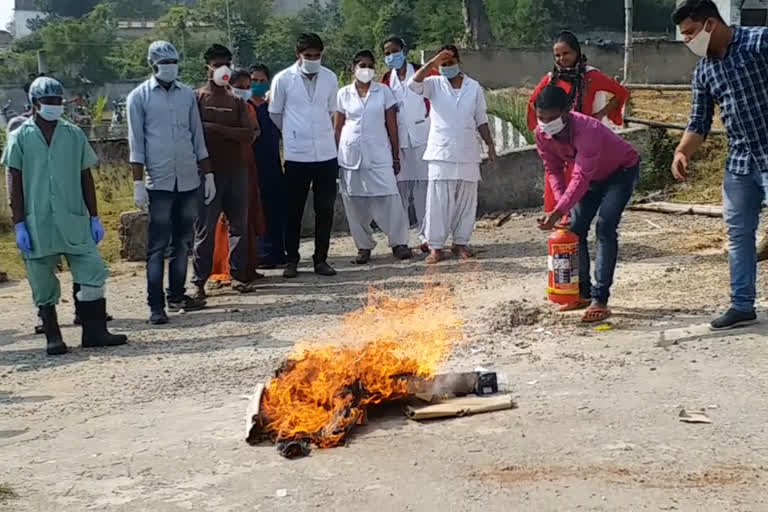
[535,112,639,213]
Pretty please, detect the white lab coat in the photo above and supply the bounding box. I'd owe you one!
[269,62,338,163]
[389,64,430,183]
[408,74,489,182]
[337,82,399,197]
[388,63,430,149]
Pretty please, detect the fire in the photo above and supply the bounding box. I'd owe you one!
[259,287,464,448]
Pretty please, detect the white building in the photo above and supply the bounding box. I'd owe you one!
[13,0,44,39]
[676,0,768,40]
[274,0,330,14]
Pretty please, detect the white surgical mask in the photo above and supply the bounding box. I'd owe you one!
[212,65,232,87]
[38,104,64,122]
[233,88,251,101]
[300,58,322,74]
[539,117,566,136]
[155,63,179,83]
[355,68,375,84]
[685,20,713,58]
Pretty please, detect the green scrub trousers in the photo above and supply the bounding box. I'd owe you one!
[24,250,107,307]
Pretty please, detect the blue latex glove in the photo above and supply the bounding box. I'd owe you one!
[90,216,105,244]
[14,222,32,254]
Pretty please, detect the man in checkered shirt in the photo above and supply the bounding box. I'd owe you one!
[673,0,768,331]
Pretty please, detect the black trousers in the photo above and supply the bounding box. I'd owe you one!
[283,159,338,264]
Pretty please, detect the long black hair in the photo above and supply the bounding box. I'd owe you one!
[550,31,588,114]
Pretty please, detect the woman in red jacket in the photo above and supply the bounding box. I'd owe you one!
[527,31,630,223]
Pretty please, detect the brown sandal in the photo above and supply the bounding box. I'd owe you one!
[582,305,612,323]
[425,250,443,265]
[452,245,475,260]
[559,299,590,312]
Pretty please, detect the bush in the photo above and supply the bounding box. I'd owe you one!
[484,90,535,144]
[637,127,677,192]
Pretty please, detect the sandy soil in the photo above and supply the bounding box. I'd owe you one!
[2,211,768,512]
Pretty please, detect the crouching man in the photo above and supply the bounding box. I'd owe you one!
[3,77,128,355]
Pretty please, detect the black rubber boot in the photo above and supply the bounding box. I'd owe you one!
[39,305,68,356]
[34,309,45,335]
[72,284,113,325]
[79,299,128,348]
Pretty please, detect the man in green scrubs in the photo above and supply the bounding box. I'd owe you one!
[3,77,128,355]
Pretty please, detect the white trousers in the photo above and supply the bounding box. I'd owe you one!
[397,180,428,229]
[424,180,478,249]
[342,194,410,250]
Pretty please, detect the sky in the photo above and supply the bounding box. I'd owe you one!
[0,0,12,32]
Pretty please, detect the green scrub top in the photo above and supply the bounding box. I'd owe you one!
[2,118,99,260]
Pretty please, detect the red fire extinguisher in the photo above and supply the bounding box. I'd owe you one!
[547,229,580,305]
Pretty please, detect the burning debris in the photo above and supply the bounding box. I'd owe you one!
[245,289,516,457]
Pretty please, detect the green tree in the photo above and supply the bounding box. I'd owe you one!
[198,0,272,64]
[413,0,463,48]
[152,6,209,85]
[111,0,168,19]
[38,3,120,84]
[252,15,303,72]
[35,0,101,18]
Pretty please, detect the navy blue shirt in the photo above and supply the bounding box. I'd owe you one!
[687,26,768,175]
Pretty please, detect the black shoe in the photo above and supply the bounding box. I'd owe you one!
[168,294,206,312]
[393,245,413,260]
[710,309,758,331]
[79,299,128,348]
[314,261,337,276]
[283,263,299,279]
[39,305,67,356]
[353,249,371,265]
[149,310,169,325]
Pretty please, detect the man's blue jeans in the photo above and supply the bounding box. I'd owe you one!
[146,188,199,312]
[570,165,639,305]
[724,168,765,313]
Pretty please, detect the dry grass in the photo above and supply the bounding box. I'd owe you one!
[0,163,133,279]
[0,483,16,502]
[629,90,726,204]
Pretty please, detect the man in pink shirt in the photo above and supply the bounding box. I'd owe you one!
[535,85,639,322]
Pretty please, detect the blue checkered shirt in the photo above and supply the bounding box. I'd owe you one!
[687,26,768,175]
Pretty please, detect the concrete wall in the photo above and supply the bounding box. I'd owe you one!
[427,41,701,88]
[0,80,144,114]
[102,128,655,260]
[13,9,41,38]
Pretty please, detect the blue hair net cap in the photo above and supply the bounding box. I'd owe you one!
[28,76,64,104]
[147,40,179,65]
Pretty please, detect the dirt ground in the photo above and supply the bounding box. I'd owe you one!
[3,211,768,512]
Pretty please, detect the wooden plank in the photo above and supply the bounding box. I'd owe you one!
[405,394,517,421]
[625,84,692,91]
[628,202,722,217]
[624,116,726,135]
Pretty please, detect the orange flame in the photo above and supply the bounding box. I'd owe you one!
[260,287,464,448]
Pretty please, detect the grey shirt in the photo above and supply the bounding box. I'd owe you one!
[127,77,209,192]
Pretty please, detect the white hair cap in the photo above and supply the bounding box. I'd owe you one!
[28,76,64,104]
[147,40,179,66]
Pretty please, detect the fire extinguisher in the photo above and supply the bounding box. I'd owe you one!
[547,229,580,305]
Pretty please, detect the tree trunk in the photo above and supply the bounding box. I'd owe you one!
[462,0,495,49]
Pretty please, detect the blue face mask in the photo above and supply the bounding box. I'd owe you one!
[385,51,406,70]
[251,82,269,98]
[439,64,460,79]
